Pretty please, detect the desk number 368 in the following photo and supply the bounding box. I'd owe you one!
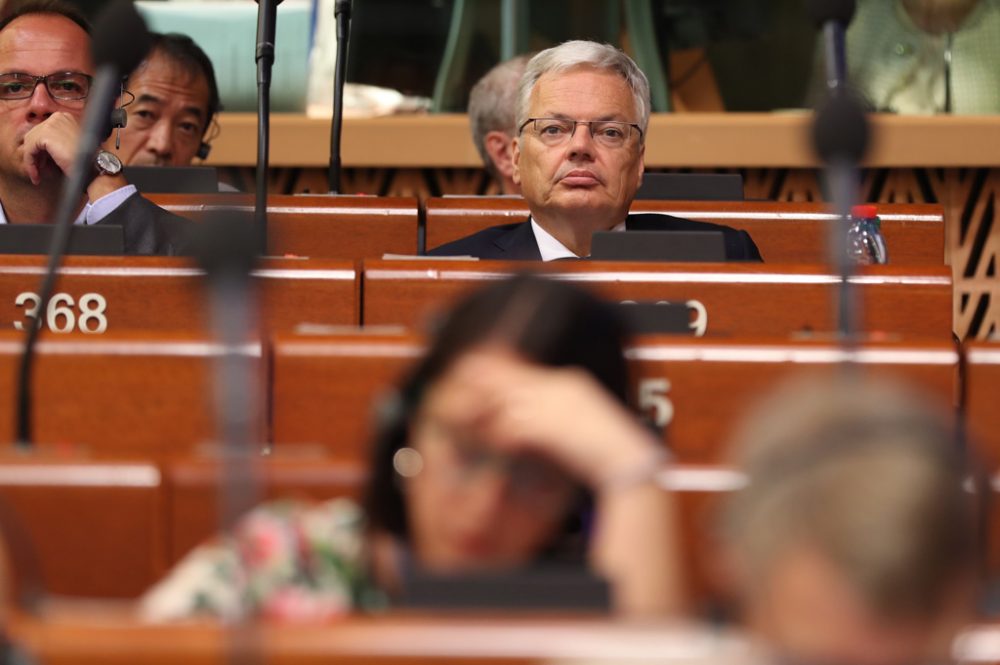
[13,292,108,334]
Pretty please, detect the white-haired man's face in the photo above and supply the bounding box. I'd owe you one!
[512,66,643,229]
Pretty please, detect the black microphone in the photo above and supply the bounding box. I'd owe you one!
[254,0,283,255]
[804,0,856,92]
[328,0,352,193]
[15,0,152,448]
[812,88,871,343]
[812,90,869,167]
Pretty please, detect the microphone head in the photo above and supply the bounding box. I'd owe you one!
[191,210,260,277]
[803,0,856,27]
[812,91,870,166]
[91,0,152,73]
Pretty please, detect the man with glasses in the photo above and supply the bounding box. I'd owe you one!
[0,0,189,253]
[430,41,760,261]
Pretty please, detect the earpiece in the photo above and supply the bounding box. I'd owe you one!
[196,117,221,161]
[110,108,127,129]
[111,78,130,150]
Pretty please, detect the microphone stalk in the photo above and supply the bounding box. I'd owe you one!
[254,0,282,254]
[328,0,352,194]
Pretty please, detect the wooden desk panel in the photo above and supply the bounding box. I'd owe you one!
[629,337,958,463]
[424,198,945,265]
[165,452,366,563]
[0,256,359,333]
[965,342,1000,467]
[362,260,953,338]
[11,608,753,665]
[0,332,265,456]
[271,332,420,458]
[149,194,419,259]
[0,456,163,598]
[270,333,957,467]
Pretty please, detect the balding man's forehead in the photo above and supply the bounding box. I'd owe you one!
[0,13,92,70]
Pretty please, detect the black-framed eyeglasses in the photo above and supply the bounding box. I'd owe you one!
[518,117,643,148]
[0,72,92,101]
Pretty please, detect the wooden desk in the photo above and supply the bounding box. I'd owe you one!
[362,260,954,337]
[148,194,419,259]
[166,451,366,563]
[207,112,1000,168]
[629,336,958,462]
[0,456,163,598]
[10,607,754,665]
[271,331,421,459]
[424,198,945,265]
[0,256,359,333]
[965,342,1000,467]
[271,332,957,465]
[0,332,265,456]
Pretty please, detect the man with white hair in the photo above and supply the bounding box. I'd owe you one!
[431,40,760,261]
[468,54,530,195]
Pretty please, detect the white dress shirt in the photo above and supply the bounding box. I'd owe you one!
[530,217,626,261]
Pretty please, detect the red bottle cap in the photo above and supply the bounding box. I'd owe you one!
[851,204,878,218]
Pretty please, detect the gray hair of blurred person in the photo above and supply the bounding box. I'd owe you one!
[469,55,530,179]
[720,375,983,621]
[515,40,651,141]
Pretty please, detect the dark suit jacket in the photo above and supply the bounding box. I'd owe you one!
[94,192,192,255]
[427,213,762,261]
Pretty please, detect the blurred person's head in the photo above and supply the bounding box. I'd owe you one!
[720,376,982,665]
[365,274,629,573]
[512,40,649,256]
[111,32,219,166]
[468,55,530,195]
[900,0,982,34]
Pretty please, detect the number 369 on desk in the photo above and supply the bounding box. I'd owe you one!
[12,292,108,334]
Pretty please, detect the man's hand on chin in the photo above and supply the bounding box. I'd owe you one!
[22,112,80,185]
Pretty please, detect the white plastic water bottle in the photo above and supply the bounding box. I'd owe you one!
[847,204,888,265]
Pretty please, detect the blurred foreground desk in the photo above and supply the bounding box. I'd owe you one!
[361,260,953,337]
[271,332,958,465]
[0,256,359,332]
[11,607,756,665]
[0,457,163,598]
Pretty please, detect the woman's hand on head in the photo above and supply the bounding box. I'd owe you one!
[436,348,663,490]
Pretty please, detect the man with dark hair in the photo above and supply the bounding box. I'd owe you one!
[109,32,220,167]
[0,0,190,253]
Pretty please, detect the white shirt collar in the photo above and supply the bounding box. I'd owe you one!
[530,216,627,261]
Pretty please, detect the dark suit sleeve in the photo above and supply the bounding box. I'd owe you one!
[97,192,194,256]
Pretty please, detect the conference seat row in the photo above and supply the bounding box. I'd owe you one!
[146,194,948,264]
[0,256,954,337]
[1,330,996,467]
[16,607,1000,665]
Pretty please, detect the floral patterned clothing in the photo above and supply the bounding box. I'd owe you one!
[141,498,373,622]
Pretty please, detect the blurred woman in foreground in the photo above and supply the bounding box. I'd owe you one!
[143,275,683,620]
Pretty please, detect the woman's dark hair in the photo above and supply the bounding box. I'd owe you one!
[364,274,630,558]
